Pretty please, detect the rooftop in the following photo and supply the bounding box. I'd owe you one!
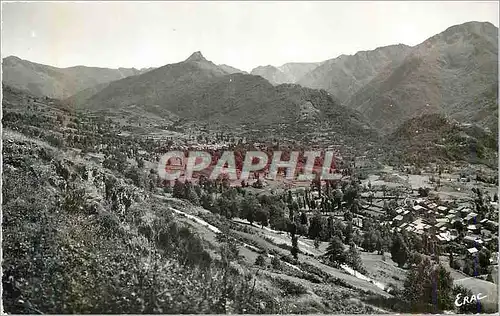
[464,235,478,241]
[467,247,478,254]
[465,213,478,220]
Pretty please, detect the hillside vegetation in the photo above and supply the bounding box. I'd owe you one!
[1,86,385,314]
[384,113,498,167]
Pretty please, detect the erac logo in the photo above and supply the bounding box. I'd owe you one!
[454,293,488,307]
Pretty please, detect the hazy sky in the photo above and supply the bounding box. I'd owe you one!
[2,1,498,71]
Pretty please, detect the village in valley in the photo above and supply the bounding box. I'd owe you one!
[70,107,500,288]
[133,120,500,291]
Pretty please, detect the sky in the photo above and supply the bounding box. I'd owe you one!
[2,1,498,72]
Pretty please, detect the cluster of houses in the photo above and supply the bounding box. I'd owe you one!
[390,197,498,262]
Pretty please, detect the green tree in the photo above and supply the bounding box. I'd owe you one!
[300,212,308,225]
[325,236,345,266]
[333,188,343,210]
[343,185,358,208]
[290,201,299,219]
[478,248,491,274]
[201,193,214,211]
[125,166,144,188]
[241,195,260,225]
[267,203,285,230]
[362,229,378,252]
[307,212,324,240]
[228,199,240,219]
[344,222,354,245]
[291,234,299,260]
[418,187,430,197]
[173,180,185,199]
[271,256,281,270]
[184,181,200,205]
[331,219,345,241]
[391,233,409,268]
[376,230,390,255]
[409,252,423,266]
[345,243,365,273]
[403,257,454,313]
[255,208,269,228]
[286,190,293,205]
[463,258,476,276]
[255,255,266,267]
[294,217,308,237]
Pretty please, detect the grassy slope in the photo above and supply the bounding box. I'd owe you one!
[1,89,389,314]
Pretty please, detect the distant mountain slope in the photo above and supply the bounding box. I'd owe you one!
[76,52,228,113]
[278,62,321,83]
[451,82,498,134]
[218,64,247,74]
[384,113,498,166]
[72,52,376,143]
[250,65,293,85]
[65,82,111,107]
[297,44,411,102]
[347,21,498,132]
[250,62,321,85]
[2,56,153,99]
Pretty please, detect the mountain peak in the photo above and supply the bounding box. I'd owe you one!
[3,55,23,63]
[440,21,498,39]
[3,55,21,60]
[185,51,207,62]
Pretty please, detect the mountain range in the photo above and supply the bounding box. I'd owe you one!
[63,51,374,145]
[252,21,498,133]
[2,21,497,136]
[297,44,411,103]
[2,55,154,99]
[346,21,498,132]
